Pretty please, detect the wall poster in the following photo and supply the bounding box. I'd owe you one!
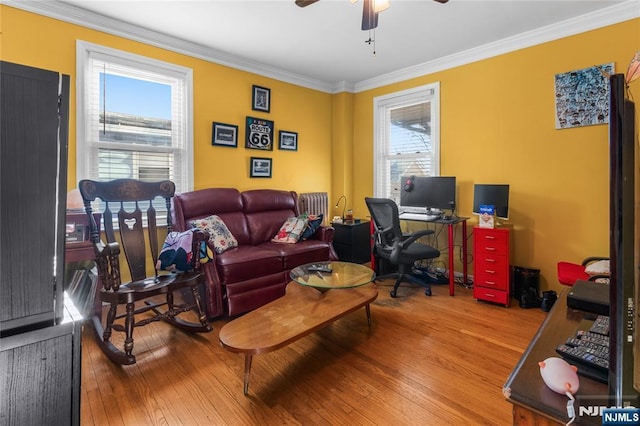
[554,63,614,129]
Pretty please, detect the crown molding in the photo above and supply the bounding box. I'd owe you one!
[354,1,640,92]
[3,0,336,93]
[4,0,639,94]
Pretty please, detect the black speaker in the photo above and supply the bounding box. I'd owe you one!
[513,266,540,300]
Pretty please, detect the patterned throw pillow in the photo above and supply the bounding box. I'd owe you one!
[300,213,323,240]
[272,216,308,244]
[190,215,238,254]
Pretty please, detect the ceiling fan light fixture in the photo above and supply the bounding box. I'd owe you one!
[373,0,389,13]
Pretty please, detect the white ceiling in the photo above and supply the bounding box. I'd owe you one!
[10,0,640,92]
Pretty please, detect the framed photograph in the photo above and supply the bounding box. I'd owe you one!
[211,122,238,147]
[252,85,270,113]
[250,157,272,178]
[278,130,298,151]
[245,116,274,150]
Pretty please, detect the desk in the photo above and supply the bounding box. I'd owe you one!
[398,215,469,296]
[65,213,100,319]
[503,289,608,425]
[65,241,95,263]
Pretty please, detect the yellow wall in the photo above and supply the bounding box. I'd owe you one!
[352,18,640,291]
[2,5,639,292]
[0,5,334,196]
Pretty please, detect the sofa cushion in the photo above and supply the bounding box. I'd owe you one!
[190,215,238,254]
[242,190,299,245]
[174,188,242,222]
[215,245,282,284]
[258,240,331,270]
[174,188,252,244]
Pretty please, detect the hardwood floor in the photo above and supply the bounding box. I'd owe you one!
[80,280,546,425]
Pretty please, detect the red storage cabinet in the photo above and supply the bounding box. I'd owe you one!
[473,226,510,306]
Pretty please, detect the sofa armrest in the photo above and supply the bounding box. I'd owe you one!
[201,258,225,319]
[310,225,339,261]
[311,225,335,243]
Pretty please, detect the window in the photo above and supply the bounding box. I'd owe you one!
[373,83,440,204]
[76,41,193,196]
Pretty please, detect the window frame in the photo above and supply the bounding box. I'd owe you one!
[372,82,441,200]
[75,40,194,193]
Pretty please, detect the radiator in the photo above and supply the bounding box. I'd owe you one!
[298,192,329,224]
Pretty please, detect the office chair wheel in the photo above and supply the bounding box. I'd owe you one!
[390,290,397,298]
[424,288,432,296]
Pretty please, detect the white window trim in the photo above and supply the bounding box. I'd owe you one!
[75,40,194,191]
[373,82,440,198]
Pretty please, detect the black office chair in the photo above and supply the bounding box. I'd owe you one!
[365,197,441,298]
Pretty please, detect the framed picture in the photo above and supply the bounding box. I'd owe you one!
[245,116,274,150]
[252,85,270,113]
[278,130,298,151]
[554,63,614,129]
[211,122,238,147]
[250,157,272,178]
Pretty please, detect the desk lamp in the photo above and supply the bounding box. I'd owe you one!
[335,195,347,221]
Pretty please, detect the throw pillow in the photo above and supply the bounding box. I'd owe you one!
[272,216,308,244]
[190,215,238,254]
[300,213,323,240]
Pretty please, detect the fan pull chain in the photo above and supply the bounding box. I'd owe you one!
[365,29,376,56]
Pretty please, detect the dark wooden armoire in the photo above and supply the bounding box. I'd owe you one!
[0,61,81,425]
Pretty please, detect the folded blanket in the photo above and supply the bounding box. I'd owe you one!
[157,229,212,272]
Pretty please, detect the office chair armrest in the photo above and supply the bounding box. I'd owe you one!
[588,274,609,283]
[581,256,609,266]
[400,229,435,249]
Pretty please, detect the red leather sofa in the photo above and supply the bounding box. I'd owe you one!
[173,188,337,318]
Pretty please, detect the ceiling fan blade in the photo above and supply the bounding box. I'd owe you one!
[433,0,449,3]
[361,0,378,31]
[295,0,320,7]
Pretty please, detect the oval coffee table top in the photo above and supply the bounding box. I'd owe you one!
[290,261,375,290]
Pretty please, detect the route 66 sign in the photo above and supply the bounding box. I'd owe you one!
[245,116,274,150]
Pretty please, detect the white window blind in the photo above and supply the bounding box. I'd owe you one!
[373,82,440,204]
[76,41,193,195]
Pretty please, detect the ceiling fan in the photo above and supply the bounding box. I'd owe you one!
[295,0,449,31]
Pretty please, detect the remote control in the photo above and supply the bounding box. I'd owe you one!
[556,344,609,372]
[307,264,332,273]
[576,330,609,347]
[566,337,608,354]
[589,315,610,336]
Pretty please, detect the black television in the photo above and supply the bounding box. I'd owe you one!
[608,73,639,406]
[472,184,510,220]
[399,175,456,213]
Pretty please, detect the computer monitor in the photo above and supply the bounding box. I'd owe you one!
[399,176,456,212]
[472,184,510,220]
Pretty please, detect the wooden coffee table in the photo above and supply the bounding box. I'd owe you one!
[219,262,377,395]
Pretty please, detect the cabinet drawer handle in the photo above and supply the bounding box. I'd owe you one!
[485,247,496,251]
[486,258,496,263]
[484,293,495,297]
[484,281,496,286]
[484,270,496,275]
[485,235,496,240]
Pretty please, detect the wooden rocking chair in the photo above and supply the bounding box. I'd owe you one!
[78,179,212,365]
